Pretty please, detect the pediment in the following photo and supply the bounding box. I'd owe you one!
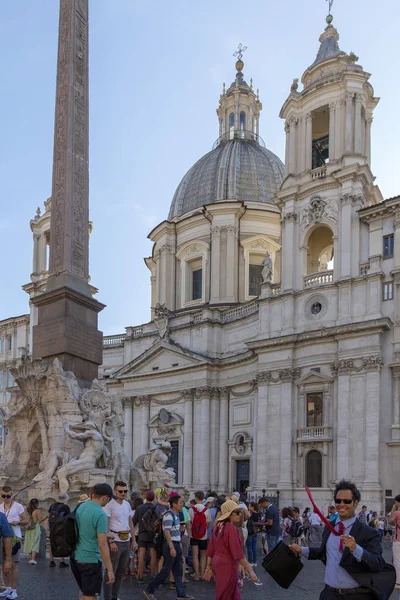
[113,340,208,379]
[297,370,333,385]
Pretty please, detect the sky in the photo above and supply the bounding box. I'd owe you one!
[1,0,399,335]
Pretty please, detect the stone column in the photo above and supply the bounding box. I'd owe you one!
[281,216,296,291]
[255,378,268,487]
[226,225,237,302]
[209,388,220,489]
[344,92,354,154]
[33,234,40,274]
[123,397,133,461]
[210,227,221,303]
[183,389,194,487]
[132,399,142,460]
[256,117,259,138]
[218,388,229,492]
[329,102,336,161]
[284,122,290,167]
[340,195,352,278]
[140,399,150,455]
[199,387,211,489]
[335,367,351,480]
[364,367,381,485]
[288,117,297,174]
[305,113,312,170]
[365,116,372,165]
[354,94,363,155]
[335,100,344,159]
[192,394,202,486]
[298,117,305,173]
[39,234,47,273]
[278,371,297,488]
[391,367,400,441]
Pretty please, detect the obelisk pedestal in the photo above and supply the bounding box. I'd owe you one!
[31,0,104,383]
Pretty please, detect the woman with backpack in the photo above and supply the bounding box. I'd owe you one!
[23,499,46,565]
[245,502,261,567]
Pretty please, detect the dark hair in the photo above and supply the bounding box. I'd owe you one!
[362,505,367,509]
[190,499,196,506]
[194,491,204,501]
[114,481,127,489]
[1,486,11,494]
[170,495,182,507]
[27,499,39,515]
[249,502,259,511]
[334,479,361,502]
[293,507,300,514]
[133,497,143,510]
[258,497,268,504]
[282,507,293,519]
[394,495,400,503]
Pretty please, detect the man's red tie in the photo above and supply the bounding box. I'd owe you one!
[305,486,340,537]
[338,521,345,552]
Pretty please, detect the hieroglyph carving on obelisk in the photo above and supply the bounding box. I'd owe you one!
[50,0,89,286]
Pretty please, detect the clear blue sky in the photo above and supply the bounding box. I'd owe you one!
[1,0,399,335]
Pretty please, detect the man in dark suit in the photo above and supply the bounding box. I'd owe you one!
[290,480,395,600]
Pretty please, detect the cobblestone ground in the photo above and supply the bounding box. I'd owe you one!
[14,545,398,600]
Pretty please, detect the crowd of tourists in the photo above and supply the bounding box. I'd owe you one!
[0,481,399,599]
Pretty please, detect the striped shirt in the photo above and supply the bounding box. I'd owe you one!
[162,510,181,542]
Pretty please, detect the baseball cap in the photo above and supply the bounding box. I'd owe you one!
[145,491,155,502]
[93,483,113,498]
[206,497,215,504]
[169,491,179,498]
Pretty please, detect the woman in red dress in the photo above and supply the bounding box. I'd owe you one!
[205,500,258,599]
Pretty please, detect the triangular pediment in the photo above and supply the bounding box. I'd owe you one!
[297,370,333,385]
[113,339,209,379]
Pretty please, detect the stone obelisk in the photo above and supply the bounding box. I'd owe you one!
[32,0,105,383]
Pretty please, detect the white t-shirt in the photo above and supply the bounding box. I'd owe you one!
[103,499,131,542]
[309,512,321,526]
[0,501,25,538]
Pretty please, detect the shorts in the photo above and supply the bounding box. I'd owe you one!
[181,535,189,558]
[138,539,155,550]
[70,558,102,596]
[1,545,20,564]
[385,529,393,535]
[190,538,208,551]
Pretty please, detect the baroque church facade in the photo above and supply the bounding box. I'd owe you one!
[15,15,400,508]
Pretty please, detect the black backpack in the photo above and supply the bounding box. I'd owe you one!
[289,519,303,539]
[49,503,70,527]
[50,504,80,558]
[142,506,161,534]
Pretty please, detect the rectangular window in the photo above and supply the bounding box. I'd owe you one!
[7,370,13,389]
[306,392,323,427]
[249,264,263,296]
[383,234,394,258]
[383,282,393,301]
[192,268,202,301]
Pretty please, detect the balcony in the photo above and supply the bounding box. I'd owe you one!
[296,426,332,443]
[304,270,333,289]
[311,166,327,180]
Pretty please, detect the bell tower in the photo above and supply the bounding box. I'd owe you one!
[276,11,382,293]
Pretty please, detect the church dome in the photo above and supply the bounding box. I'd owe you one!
[168,136,285,219]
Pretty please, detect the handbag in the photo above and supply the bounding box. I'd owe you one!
[24,517,36,531]
[262,540,303,589]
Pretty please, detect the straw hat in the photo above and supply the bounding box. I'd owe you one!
[225,493,239,504]
[78,493,89,503]
[216,500,242,522]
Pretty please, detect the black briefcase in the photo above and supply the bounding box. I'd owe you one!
[262,541,303,589]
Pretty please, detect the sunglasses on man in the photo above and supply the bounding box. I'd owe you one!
[334,498,354,505]
[1,495,11,499]
[116,489,128,494]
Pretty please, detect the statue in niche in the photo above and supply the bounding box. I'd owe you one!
[57,422,114,494]
[261,251,273,283]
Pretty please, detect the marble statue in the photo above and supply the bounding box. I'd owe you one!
[57,422,113,493]
[131,441,176,489]
[261,251,273,282]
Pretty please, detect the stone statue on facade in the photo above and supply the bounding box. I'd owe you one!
[261,251,273,283]
[131,441,176,490]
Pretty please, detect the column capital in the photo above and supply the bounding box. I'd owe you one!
[122,396,133,409]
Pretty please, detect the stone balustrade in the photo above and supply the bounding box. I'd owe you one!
[271,284,281,296]
[222,300,259,323]
[296,426,332,442]
[311,165,327,180]
[102,334,125,347]
[359,262,370,276]
[304,269,333,289]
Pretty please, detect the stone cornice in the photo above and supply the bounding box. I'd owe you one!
[257,367,301,384]
[359,196,400,223]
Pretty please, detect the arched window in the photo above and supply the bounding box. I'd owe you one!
[306,450,322,487]
[229,113,234,139]
[240,111,246,131]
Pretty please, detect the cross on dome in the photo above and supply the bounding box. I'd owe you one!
[233,43,247,61]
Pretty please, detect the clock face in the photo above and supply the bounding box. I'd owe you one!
[159,409,170,424]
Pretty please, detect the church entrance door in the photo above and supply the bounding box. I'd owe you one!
[236,459,250,494]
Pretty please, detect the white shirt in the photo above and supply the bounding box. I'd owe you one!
[103,499,131,542]
[309,512,322,526]
[0,501,25,538]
